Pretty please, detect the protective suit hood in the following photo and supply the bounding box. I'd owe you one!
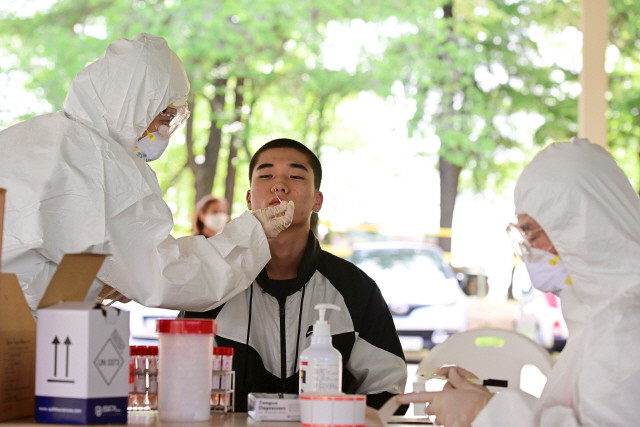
[63,33,189,153]
[514,138,640,332]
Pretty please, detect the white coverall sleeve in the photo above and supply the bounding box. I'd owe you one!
[472,389,537,427]
[99,209,271,312]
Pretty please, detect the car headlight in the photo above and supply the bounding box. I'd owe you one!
[388,304,411,316]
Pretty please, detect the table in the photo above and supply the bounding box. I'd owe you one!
[1,412,431,426]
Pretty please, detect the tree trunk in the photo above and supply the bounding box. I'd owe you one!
[438,156,461,253]
[309,98,326,238]
[437,1,459,255]
[199,77,227,201]
[224,78,245,213]
[185,95,200,198]
[224,145,238,214]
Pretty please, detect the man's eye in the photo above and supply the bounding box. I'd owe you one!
[259,174,272,179]
[291,175,304,179]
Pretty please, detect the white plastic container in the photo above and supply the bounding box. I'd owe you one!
[412,374,426,416]
[157,319,216,422]
[299,392,365,426]
[299,304,342,394]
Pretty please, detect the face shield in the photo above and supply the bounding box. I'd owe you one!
[506,222,531,262]
[506,220,554,263]
[157,104,190,140]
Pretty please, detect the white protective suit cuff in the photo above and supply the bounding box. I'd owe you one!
[472,389,537,427]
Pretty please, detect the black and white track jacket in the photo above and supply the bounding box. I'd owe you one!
[183,231,407,412]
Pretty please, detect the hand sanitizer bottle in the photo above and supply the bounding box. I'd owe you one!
[299,303,342,394]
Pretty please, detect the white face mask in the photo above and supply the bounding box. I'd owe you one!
[135,131,170,162]
[204,213,229,233]
[524,247,572,294]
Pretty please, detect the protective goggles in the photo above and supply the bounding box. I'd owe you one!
[506,223,531,262]
[508,222,550,259]
[157,104,190,140]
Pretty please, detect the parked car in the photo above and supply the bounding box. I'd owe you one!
[111,300,178,346]
[510,263,568,352]
[347,241,468,351]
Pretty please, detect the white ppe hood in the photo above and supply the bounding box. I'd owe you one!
[0,33,270,315]
[473,138,640,426]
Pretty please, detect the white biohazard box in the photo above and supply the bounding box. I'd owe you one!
[35,254,129,424]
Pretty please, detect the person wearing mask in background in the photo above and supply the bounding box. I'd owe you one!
[0,33,294,317]
[399,138,640,427]
[193,195,230,238]
[183,138,407,412]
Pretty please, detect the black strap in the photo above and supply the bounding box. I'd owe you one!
[293,283,307,374]
[243,283,254,381]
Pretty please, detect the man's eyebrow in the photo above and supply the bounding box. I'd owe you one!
[289,163,309,172]
[256,163,274,172]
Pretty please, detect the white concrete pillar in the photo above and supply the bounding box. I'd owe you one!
[579,0,609,148]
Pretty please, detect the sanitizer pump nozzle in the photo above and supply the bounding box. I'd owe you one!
[299,303,342,394]
[312,303,339,336]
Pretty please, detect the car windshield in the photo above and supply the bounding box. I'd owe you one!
[349,246,458,306]
[350,248,451,279]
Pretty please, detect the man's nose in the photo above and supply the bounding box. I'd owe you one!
[272,184,288,194]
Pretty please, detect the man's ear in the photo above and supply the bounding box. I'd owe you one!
[246,190,252,210]
[312,191,323,213]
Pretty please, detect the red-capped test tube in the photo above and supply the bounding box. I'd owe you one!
[211,347,223,407]
[219,347,234,407]
[147,346,159,410]
[127,346,138,410]
[134,346,148,410]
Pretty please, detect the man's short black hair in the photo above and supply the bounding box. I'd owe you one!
[249,138,322,190]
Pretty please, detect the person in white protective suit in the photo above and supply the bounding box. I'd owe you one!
[0,33,294,316]
[398,138,640,426]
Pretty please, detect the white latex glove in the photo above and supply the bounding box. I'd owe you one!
[96,284,131,305]
[252,200,295,239]
[397,367,493,427]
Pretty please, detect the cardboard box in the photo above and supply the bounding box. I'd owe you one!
[247,393,301,421]
[0,188,38,422]
[35,253,129,424]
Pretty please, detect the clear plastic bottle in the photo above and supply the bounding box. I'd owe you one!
[299,303,342,394]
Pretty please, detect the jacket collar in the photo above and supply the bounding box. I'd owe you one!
[256,230,322,298]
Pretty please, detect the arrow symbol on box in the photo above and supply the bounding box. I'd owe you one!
[52,336,60,377]
[64,337,72,377]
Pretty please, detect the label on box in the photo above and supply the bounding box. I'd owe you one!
[36,396,127,424]
[248,393,300,421]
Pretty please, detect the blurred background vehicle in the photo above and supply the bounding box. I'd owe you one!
[346,241,468,351]
[111,301,178,346]
[510,263,568,352]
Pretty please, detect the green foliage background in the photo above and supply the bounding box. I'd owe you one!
[1,0,639,236]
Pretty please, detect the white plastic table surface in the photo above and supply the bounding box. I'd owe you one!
[1,412,431,426]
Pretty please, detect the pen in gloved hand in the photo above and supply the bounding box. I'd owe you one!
[428,374,508,388]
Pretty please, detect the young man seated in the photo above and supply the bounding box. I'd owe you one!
[183,138,407,411]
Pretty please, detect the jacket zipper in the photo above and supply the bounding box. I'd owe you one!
[279,301,287,392]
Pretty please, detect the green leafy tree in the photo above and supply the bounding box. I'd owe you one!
[0,0,373,234]
[366,0,580,253]
[607,0,640,192]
